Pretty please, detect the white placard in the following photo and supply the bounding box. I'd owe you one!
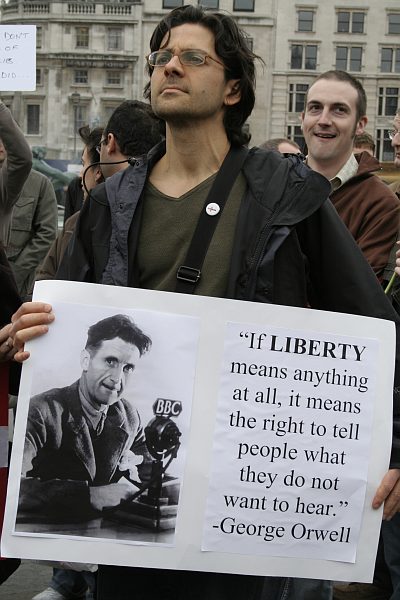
[0,25,36,91]
[203,322,377,563]
[1,280,395,583]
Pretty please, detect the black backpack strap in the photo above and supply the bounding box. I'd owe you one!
[175,145,248,294]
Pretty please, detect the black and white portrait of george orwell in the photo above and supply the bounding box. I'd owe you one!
[15,305,199,543]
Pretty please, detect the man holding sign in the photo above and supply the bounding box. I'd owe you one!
[9,4,400,600]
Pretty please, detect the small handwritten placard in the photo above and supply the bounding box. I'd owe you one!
[0,25,36,91]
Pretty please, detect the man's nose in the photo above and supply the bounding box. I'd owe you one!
[109,365,124,383]
[163,54,184,74]
[317,107,332,126]
[391,131,400,148]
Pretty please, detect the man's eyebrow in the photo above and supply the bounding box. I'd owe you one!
[332,102,350,111]
[161,46,207,53]
[306,99,350,111]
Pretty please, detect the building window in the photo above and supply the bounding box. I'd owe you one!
[107,27,122,51]
[376,129,394,161]
[288,83,308,113]
[198,0,219,7]
[36,25,42,49]
[163,0,183,8]
[27,105,40,135]
[291,44,317,70]
[337,11,365,34]
[106,71,122,86]
[388,14,400,35]
[298,10,314,32]
[74,70,88,84]
[233,0,255,11]
[381,48,400,73]
[76,26,89,49]
[335,46,362,71]
[73,104,87,133]
[245,36,254,51]
[378,87,399,116]
[103,105,120,124]
[287,125,305,152]
[36,68,42,86]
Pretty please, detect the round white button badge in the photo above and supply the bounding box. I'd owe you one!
[206,202,220,216]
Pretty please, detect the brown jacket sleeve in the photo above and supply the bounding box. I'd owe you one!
[34,211,80,286]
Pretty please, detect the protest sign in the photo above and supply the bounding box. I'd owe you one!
[0,25,36,91]
[203,322,377,563]
[1,280,394,582]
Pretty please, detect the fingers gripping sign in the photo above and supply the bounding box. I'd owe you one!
[10,302,55,362]
[372,468,400,520]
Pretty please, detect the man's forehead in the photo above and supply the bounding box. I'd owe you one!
[95,337,140,356]
[307,79,357,106]
[394,115,400,129]
[160,23,214,50]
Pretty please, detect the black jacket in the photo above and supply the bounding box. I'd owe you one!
[58,143,400,467]
[0,247,21,395]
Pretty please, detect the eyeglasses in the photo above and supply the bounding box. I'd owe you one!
[95,138,107,154]
[388,129,400,141]
[147,50,224,68]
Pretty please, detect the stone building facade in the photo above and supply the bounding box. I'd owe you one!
[0,0,398,162]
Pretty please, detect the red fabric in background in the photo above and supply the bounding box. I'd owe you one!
[0,362,9,559]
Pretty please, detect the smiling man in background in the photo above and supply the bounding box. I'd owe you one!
[301,70,399,281]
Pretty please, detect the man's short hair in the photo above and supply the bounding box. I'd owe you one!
[103,100,164,157]
[259,138,301,152]
[85,314,152,357]
[306,70,367,122]
[78,126,104,166]
[353,132,375,153]
[144,4,262,147]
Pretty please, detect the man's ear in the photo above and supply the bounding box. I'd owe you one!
[224,79,241,106]
[300,111,305,131]
[106,133,117,155]
[355,115,368,136]
[81,348,90,371]
[94,167,103,185]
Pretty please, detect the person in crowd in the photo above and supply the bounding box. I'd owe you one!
[353,131,376,156]
[301,70,399,281]
[383,109,400,310]
[259,137,302,154]
[390,109,400,200]
[0,102,32,246]
[0,100,31,586]
[35,126,104,284]
[0,247,21,587]
[96,99,165,180]
[63,176,84,225]
[7,5,400,600]
[4,160,58,299]
[36,101,163,286]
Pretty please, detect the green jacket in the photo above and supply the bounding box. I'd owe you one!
[0,102,32,245]
[6,169,57,298]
